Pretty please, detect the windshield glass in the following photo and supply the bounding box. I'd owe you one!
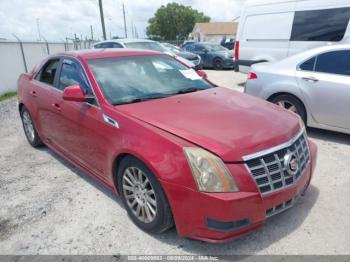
[164,44,182,54]
[88,55,213,105]
[124,42,168,52]
[203,44,228,52]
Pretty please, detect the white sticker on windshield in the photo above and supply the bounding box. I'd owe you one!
[179,69,202,81]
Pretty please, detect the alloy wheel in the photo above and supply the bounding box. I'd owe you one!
[22,111,35,142]
[122,167,157,223]
[276,100,298,113]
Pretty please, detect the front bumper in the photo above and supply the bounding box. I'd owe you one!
[162,139,317,243]
[223,58,235,68]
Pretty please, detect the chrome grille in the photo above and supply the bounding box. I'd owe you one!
[244,130,310,195]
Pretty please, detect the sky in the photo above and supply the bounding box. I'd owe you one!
[0,0,246,41]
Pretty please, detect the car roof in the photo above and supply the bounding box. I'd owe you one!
[253,44,350,71]
[94,38,156,45]
[285,44,350,63]
[52,48,163,60]
[194,42,219,45]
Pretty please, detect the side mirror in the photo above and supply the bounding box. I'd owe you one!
[196,70,208,79]
[62,85,88,102]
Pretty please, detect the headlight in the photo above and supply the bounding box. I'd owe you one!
[184,147,239,192]
[224,52,231,59]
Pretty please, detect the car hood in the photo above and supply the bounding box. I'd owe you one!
[116,87,300,162]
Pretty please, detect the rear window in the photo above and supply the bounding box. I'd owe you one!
[124,42,167,52]
[299,57,316,71]
[291,7,350,42]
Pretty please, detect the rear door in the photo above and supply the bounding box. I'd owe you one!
[31,57,62,141]
[296,50,350,129]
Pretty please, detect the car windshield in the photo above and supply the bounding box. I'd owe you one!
[88,55,213,105]
[164,44,182,54]
[203,44,228,52]
[124,42,168,52]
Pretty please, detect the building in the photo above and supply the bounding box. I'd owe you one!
[189,22,238,43]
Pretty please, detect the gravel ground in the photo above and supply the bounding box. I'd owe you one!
[0,70,350,255]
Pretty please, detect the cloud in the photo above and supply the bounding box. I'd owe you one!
[0,0,246,41]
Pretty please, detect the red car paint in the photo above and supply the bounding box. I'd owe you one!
[17,49,317,243]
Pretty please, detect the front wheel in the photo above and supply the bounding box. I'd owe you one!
[213,58,223,70]
[271,94,306,123]
[117,156,174,233]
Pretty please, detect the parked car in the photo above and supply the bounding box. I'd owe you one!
[180,40,196,49]
[184,43,235,70]
[162,43,203,69]
[18,49,317,243]
[93,39,196,69]
[235,0,350,73]
[245,44,350,135]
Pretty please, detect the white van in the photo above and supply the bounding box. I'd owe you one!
[235,0,350,73]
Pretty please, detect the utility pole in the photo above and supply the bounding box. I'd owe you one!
[122,3,127,38]
[90,25,94,40]
[135,26,138,38]
[131,21,134,38]
[98,0,107,40]
[36,18,42,41]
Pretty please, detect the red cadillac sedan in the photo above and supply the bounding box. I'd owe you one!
[18,49,317,243]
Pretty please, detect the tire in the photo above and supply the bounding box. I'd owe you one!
[117,156,174,233]
[20,107,44,147]
[271,94,306,123]
[213,58,223,70]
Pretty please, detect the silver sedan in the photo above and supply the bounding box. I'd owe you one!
[245,44,350,135]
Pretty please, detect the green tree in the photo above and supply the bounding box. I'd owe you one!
[146,3,210,41]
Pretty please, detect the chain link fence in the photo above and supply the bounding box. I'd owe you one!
[0,37,96,95]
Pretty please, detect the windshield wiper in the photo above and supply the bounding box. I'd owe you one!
[173,87,203,95]
[113,94,170,105]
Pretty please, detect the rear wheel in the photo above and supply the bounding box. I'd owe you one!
[271,94,306,123]
[20,107,43,147]
[117,156,173,233]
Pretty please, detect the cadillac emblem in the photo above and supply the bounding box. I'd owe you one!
[284,153,299,176]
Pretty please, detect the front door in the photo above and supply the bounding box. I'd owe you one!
[50,57,113,180]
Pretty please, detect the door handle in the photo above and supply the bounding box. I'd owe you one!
[302,76,319,82]
[30,90,37,97]
[52,103,61,111]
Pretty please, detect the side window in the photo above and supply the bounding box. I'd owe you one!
[194,45,205,52]
[299,57,316,71]
[36,59,60,86]
[111,43,122,48]
[184,45,194,52]
[314,50,350,76]
[96,42,122,48]
[58,59,90,93]
[291,7,350,42]
[101,42,112,48]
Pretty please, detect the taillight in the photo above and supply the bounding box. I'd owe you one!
[247,72,257,80]
[234,41,239,60]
